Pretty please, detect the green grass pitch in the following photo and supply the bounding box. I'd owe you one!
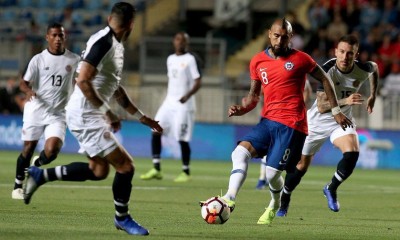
[0,150,399,239]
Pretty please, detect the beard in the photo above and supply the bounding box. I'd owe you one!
[271,45,290,56]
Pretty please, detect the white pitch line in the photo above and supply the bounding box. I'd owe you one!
[0,183,174,190]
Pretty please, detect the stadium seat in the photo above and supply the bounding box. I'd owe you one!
[36,0,50,8]
[35,10,50,24]
[85,0,102,10]
[17,0,32,8]
[1,8,17,22]
[53,0,69,9]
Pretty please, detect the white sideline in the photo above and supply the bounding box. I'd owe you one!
[0,183,173,190]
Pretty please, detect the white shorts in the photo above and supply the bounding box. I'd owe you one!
[66,113,118,158]
[302,123,358,156]
[155,104,194,142]
[21,121,66,142]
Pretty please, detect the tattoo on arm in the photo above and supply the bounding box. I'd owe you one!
[114,86,130,109]
[310,65,339,111]
[248,80,261,98]
[370,62,379,97]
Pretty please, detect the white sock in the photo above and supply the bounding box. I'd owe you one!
[259,156,267,180]
[266,166,283,210]
[224,145,251,201]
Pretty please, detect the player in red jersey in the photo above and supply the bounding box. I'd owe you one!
[200,18,353,225]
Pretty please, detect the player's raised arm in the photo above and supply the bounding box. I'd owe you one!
[309,64,353,130]
[366,61,379,114]
[113,86,163,133]
[228,79,261,117]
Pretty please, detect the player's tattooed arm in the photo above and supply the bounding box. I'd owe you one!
[317,91,364,114]
[310,64,353,129]
[77,61,121,131]
[113,86,143,115]
[228,79,261,117]
[76,61,104,108]
[366,61,379,114]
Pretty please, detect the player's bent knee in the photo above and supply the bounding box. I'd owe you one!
[265,166,282,183]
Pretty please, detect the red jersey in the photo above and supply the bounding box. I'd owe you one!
[249,49,316,134]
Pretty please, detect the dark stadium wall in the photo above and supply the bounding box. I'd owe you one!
[0,114,399,169]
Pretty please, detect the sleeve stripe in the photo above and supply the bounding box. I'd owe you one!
[84,30,113,68]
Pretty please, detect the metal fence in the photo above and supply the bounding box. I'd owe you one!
[138,36,227,86]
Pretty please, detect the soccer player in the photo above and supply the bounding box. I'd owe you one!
[140,32,202,183]
[11,22,80,200]
[23,2,162,236]
[201,18,353,225]
[255,79,312,190]
[277,35,379,216]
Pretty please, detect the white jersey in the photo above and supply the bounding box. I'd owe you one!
[66,26,125,129]
[22,49,79,124]
[307,59,375,127]
[163,52,201,111]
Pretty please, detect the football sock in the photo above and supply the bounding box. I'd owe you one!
[259,156,267,180]
[179,141,191,175]
[152,159,161,171]
[328,152,359,191]
[113,171,134,220]
[266,166,283,209]
[225,145,251,200]
[14,153,31,189]
[34,150,57,166]
[284,168,307,192]
[43,162,101,182]
[182,165,190,175]
[152,134,162,170]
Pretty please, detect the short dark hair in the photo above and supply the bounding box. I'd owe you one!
[338,35,359,47]
[111,2,136,24]
[47,22,63,33]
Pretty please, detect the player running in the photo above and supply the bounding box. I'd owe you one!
[23,2,162,235]
[277,34,379,216]
[201,18,352,225]
[12,22,79,200]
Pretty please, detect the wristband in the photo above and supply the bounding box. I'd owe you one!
[99,102,110,114]
[331,106,341,115]
[133,109,145,119]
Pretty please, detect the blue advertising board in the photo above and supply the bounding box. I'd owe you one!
[1,114,399,169]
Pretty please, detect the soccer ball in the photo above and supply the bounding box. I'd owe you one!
[201,196,231,224]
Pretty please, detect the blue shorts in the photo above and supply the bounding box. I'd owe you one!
[240,118,306,172]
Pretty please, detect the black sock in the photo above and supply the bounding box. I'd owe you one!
[113,171,134,220]
[45,162,100,182]
[179,141,191,175]
[152,134,162,171]
[328,152,359,191]
[284,168,307,192]
[280,192,291,208]
[35,150,57,167]
[14,153,31,189]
